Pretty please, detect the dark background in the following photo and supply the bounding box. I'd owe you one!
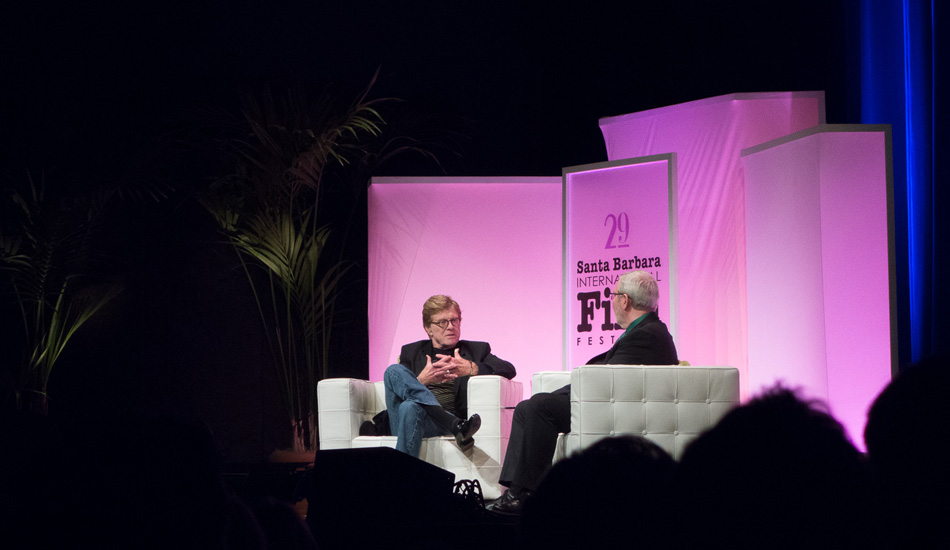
[2,0,858,463]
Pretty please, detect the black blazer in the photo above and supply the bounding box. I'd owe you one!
[399,340,517,419]
[586,311,678,366]
[554,312,678,396]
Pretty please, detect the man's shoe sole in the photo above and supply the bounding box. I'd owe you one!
[455,414,481,450]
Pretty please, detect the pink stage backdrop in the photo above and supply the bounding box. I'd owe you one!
[366,95,894,448]
[599,92,825,396]
[742,125,894,450]
[367,178,562,396]
[563,155,677,368]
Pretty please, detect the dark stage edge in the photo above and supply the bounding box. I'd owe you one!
[223,449,522,550]
[306,447,521,550]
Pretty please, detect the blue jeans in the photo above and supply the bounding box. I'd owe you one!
[383,364,455,457]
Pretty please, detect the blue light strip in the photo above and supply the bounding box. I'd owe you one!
[929,0,936,350]
[903,0,923,362]
[863,0,935,364]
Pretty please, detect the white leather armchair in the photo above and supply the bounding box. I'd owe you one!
[531,365,740,462]
[317,375,523,499]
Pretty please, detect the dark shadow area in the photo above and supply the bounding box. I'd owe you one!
[5,367,949,549]
[0,414,316,549]
[865,355,950,549]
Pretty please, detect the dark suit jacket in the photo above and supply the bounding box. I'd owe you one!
[398,340,517,419]
[586,311,678,366]
[554,312,678,396]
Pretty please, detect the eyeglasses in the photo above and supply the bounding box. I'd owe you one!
[430,317,461,329]
[607,290,627,300]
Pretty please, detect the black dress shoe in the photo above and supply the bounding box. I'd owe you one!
[455,414,481,451]
[486,488,531,515]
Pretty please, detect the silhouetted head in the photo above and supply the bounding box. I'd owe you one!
[520,435,675,549]
[865,355,950,548]
[677,385,873,548]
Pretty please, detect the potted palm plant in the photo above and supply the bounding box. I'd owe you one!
[200,80,386,453]
[0,176,124,414]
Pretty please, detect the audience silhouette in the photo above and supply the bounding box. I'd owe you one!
[1,414,318,549]
[676,385,875,548]
[247,496,319,550]
[6,357,950,550]
[865,355,950,549]
[519,435,676,549]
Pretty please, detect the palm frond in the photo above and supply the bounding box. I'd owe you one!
[196,71,442,449]
[1,174,128,400]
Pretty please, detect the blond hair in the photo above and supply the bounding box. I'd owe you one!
[422,295,461,326]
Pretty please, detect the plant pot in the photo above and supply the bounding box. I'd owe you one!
[17,390,48,415]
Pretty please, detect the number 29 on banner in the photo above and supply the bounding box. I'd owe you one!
[604,212,630,249]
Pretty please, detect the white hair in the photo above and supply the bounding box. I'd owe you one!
[616,271,659,311]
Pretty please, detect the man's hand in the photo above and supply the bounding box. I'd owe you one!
[418,355,458,386]
[434,349,478,377]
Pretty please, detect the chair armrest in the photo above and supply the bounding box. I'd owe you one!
[466,376,523,436]
[468,375,524,409]
[532,371,572,395]
[317,378,382,450]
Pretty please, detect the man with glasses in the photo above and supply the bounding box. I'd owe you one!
[383,294,517,458]
[487,270,678,514]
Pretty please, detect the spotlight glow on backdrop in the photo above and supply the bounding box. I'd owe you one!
[366,94,894,449]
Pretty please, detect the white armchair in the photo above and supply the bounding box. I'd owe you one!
[317,375,523,499]
[531,365,740,462]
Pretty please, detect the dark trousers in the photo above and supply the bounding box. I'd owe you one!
[498,384,571,492]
